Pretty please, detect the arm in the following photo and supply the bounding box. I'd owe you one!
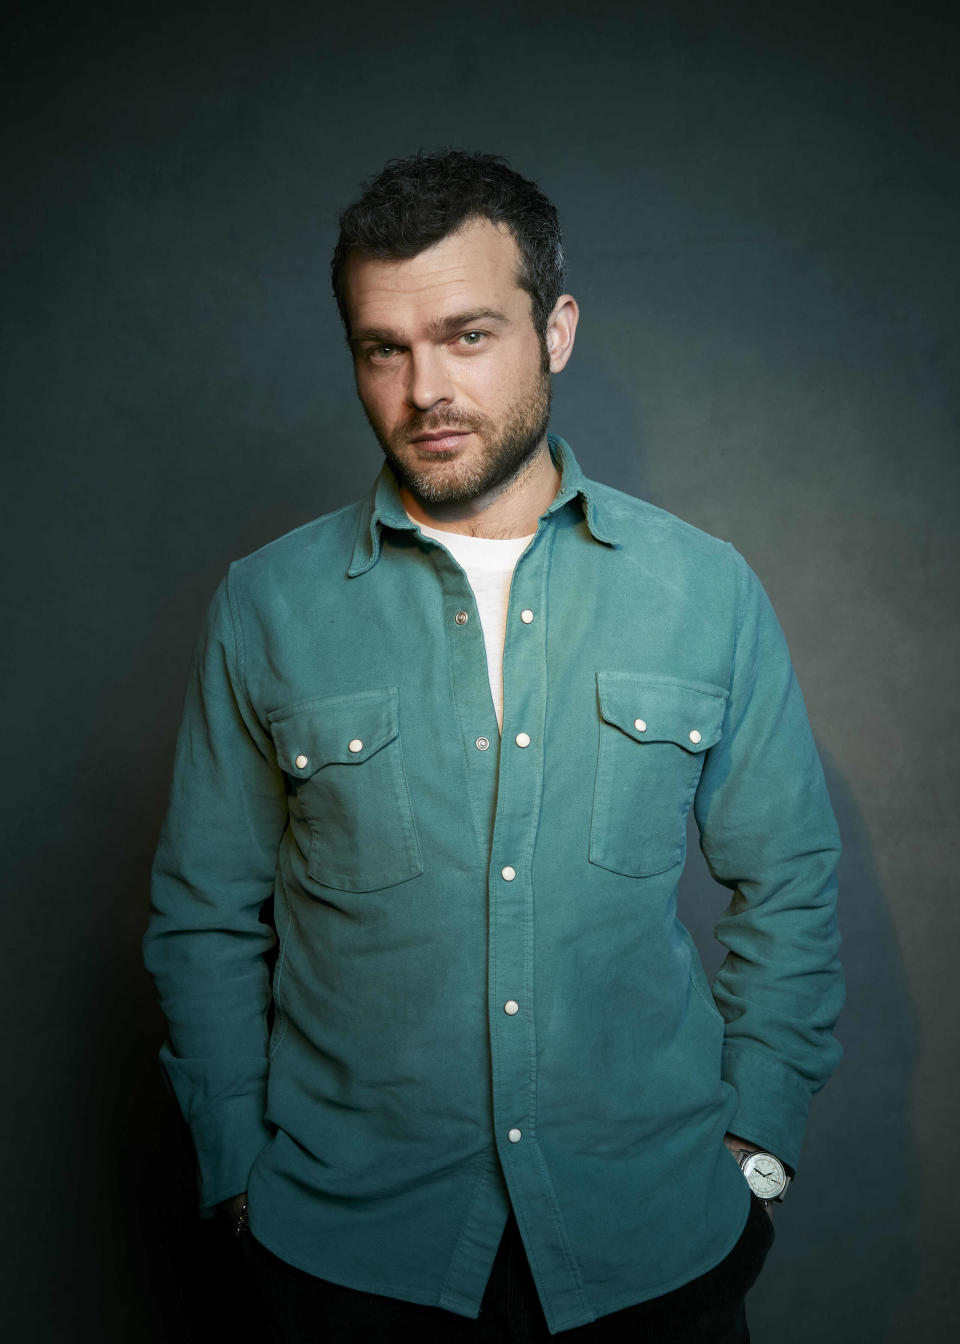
[694,549,844,1174]
[143,572,288,1212]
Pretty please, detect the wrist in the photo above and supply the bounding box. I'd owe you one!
[728,1145,791,1204]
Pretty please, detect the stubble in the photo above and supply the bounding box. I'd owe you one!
[364,366,552,509]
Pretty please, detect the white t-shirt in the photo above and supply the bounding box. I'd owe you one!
[416,521,534,731]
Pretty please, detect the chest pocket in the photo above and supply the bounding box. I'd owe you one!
[589,672,728,878]
[269,687,422,893]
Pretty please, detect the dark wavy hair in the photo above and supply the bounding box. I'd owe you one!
[331,149,564,339]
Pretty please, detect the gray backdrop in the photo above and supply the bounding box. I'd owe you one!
[2,1,957,1339]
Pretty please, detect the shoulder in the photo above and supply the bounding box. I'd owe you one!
[225,499,365,597]
[586,476,742,576]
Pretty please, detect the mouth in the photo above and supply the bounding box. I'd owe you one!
[408,430,473,453]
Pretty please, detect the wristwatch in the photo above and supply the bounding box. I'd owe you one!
[732,1148,791,1204]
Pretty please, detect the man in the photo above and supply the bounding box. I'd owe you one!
[144,150,843,1341]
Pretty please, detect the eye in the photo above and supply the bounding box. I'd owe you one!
[458,330,486,347]
[365,344,400,365]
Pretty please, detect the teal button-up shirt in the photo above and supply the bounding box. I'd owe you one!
[145,437,842,1333]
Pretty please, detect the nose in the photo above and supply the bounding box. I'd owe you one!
[405,346,453,412]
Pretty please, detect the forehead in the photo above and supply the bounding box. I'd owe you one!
[343,217,528,336]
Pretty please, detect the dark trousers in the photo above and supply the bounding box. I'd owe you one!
[242,1196,774,1342]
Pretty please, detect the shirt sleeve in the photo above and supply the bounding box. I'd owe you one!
[143,570,287,1212]
[693,548,844,1173]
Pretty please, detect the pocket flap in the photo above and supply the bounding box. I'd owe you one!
[269,688,400,778]
[596,673,727,753]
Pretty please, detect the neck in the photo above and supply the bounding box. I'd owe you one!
[401,440,560,539]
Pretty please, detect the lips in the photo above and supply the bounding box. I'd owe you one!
[409,430,472,452]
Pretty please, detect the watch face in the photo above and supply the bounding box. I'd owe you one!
[742,1152,787,1200]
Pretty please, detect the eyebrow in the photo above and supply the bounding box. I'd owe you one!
[349,307,510,350]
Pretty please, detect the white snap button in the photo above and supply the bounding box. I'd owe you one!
[520,609,534,624]
[348,738,364,753]
[501,866,516,882]
[504,1000,519,1015]
[295,754,308,770]
[689,730,702,744]
[508,1128,523,1143]
[455,610,469,625]
[475,737,490,751]
[515,732,530,748]
[634,719,647,733]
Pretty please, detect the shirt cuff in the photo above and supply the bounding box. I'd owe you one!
[158,1045,272,1214]
[191,1093,274,1214]
[721,1044,813,1174]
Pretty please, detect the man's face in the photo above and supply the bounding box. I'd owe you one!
[344,217,551,509]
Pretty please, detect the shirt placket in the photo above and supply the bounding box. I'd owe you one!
[426,542,502,857]
[426,537,522,1317]
[485,521,593,1333]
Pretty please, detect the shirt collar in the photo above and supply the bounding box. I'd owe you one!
[348,434,620,577]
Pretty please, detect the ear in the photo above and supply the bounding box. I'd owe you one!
[545,295,579,373]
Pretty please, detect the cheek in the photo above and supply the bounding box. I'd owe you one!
[466,358,527,416]
[357,372,399,426]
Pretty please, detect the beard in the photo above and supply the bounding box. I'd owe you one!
[363,364,552,508]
